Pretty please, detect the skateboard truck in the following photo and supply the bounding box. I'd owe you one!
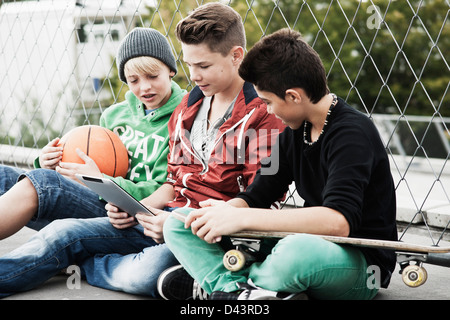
[223,238,262,272]
[397,252,428,287]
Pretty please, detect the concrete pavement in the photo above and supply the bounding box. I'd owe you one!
[1,224,449,300]
[0,227,148,300]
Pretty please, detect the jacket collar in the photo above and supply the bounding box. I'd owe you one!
[187,82,258,108]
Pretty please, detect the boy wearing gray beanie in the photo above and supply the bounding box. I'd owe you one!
[116,27,178,83]
[0,27,186,298]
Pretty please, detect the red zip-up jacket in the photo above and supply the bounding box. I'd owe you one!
[165,82,285,209]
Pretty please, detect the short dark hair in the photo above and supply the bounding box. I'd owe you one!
[175,2,246,56]
[239,28,329,103]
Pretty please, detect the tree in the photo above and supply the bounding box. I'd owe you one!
[143,0,449,118]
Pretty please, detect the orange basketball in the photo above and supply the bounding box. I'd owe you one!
[57,125,129,177]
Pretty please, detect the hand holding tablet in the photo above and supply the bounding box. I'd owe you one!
[76,174,155,217]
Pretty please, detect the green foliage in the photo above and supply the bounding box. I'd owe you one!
[140,0,449,117]
[3,0,447,152]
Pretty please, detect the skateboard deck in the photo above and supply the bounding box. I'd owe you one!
[230,230,450,253]
[171,209,450,287]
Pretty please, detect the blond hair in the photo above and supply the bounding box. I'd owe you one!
[124,56,169,78]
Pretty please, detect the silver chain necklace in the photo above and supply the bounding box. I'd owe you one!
[303,94,338,146]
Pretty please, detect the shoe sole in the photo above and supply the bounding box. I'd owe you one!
[254,293,309,300]
[157,264,184,300]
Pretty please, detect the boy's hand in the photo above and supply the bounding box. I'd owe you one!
[186,203,242,244]
[39,138,63,170]
[56,148,102,183]
[106,203,137,229]
[136,207,169,244]
[198,199,224,207]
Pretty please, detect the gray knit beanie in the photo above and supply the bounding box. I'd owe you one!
[116,27,177,83]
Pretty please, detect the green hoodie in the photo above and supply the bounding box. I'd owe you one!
[100,81,186,200]
[35,81,186,201]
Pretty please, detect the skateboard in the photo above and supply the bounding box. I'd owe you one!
[224,230,450,288]
[171,210,450,288]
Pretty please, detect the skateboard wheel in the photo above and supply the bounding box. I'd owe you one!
[402,265,428,287]
[223,249,246,272]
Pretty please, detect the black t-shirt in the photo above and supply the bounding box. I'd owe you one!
[237,97,397,288]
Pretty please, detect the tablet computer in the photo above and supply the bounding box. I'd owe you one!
[76,174,155,217]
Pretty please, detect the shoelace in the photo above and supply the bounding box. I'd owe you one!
[236,279,276,299]
[238,279,299,300]
[192,281,208,300]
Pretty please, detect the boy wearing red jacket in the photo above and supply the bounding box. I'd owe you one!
[104,2,284,298]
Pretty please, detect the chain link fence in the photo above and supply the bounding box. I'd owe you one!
[0,0,449,242]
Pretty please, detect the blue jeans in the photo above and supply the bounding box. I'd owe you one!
[0,165,178,297]
[0,217,177,298]
[0,166,108,230]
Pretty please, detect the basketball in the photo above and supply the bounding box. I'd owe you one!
[57,125,129,177]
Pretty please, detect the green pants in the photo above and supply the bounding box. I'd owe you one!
[164,213,379,300]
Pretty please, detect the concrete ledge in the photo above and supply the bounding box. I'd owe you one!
[426,204,450,229]
[0,145,39,168]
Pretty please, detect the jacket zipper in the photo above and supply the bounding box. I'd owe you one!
[237,175,245,192]
[171,108,257,175]
[202,108,256,175]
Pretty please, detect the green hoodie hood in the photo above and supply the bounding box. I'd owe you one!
[123,81,184,124]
